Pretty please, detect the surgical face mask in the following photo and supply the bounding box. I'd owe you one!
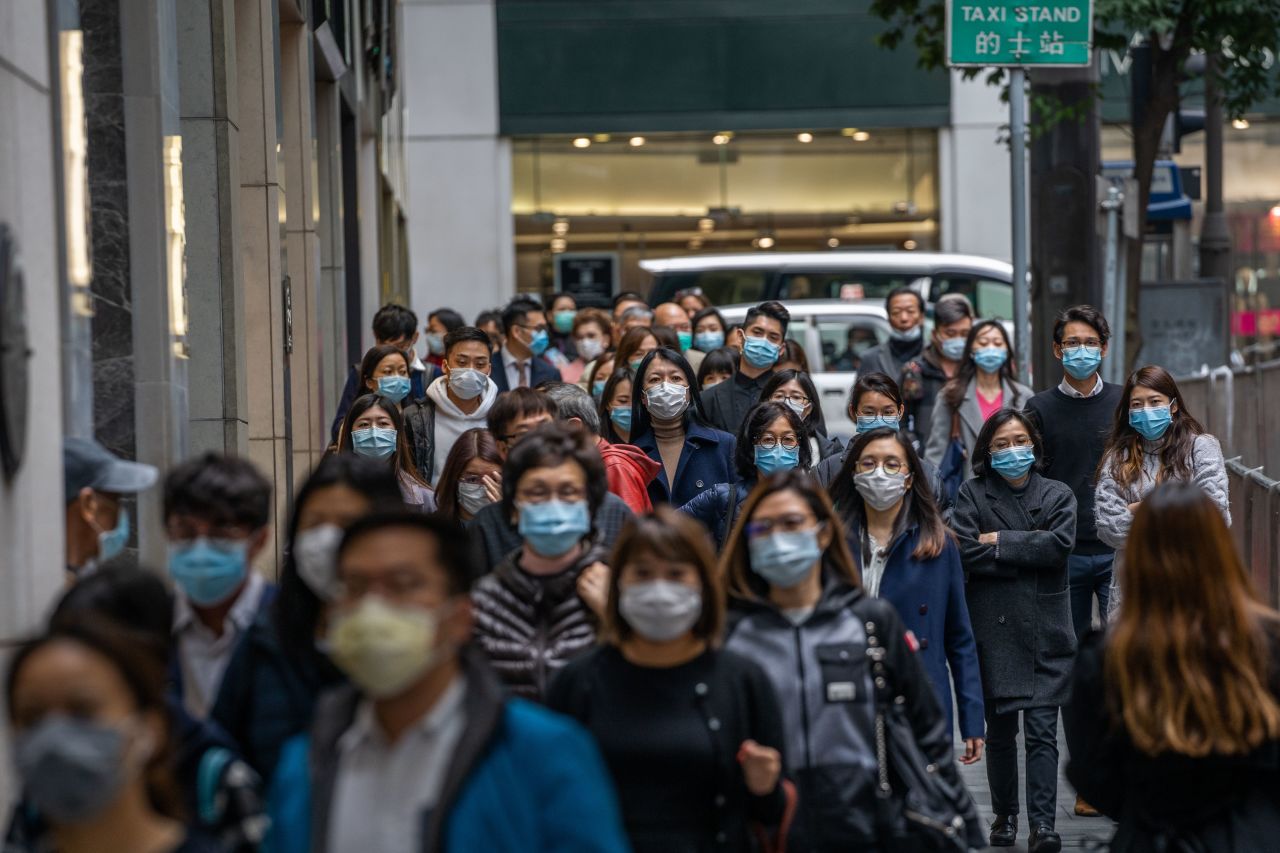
[854,467,909,511]
[97,507,130,563]
[619,580,703,642]
[328,597,442,699]
[1130,405,1173,441]
[293,524,344,601]
[424,333,445,356]
[352,427,398,460]
[781,398,808,418]
[972,346,1009,374]
[694,330,724,352]
[14,715,142,824]
[629,357,645,372]
[610,406,633,433]
[855,415,900,434]
[592,380,606,401]
[168,538,250,607]
[742,335,780,370]
[889,324,923,343]
[939,337,967,362]
[1062,345,1103,380]
[749,529,823,589]
[577,337,605,362]
[754,443,800,475]
[990,446,1036,481]
[457,482,494,516]
[526,327,550,357]
[518,499,591,558]
[677,331,693,352]
[553,310,577,334]
[377,375,411,404]
[645,382,690,421]
[447,367,488,401]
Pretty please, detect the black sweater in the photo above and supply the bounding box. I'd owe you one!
[1025,382,1124,555]
[547,645,787,853]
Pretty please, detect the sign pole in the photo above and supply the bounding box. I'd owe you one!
[1009,66,1031,386]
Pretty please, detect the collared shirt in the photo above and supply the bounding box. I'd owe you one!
[173,571,266,718]
[501,344,529,389]
[328,677,469,853]
[863,533,889,599]
[1058,374,1104,399]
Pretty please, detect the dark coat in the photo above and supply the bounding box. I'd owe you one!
[464,492,635,578]
[470,545,606,700]
[700,368,773,435]
[952,472,1078,715]
[845,522,985,740]
[489,349,561,392]
[631,420,737,507]
[1065,630,1280,853]
[922,377,1035,480]
[678,480,749,548]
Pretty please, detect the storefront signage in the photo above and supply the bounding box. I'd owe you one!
[555,253,618,309]
[947,0,1093,67]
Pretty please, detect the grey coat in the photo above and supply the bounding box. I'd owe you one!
[952,472,1078,715]
[923,377,1034,480]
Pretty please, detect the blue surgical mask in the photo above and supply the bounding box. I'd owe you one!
[1062,345,1103,380]
[610,406,632,433]
[749,529,822,589]
[742,335,780,369]
[855,415,901,434]
[939,337,967,361]
[694,330,724,352]
[592,380,606,400]
[889,325,923,343]
[754,443,800,475]
[1129,405,1173,441]
[169,538,249,607]
[677,331,693,352]
[98,507,130,563]
[424,333,445,355]
[352,427,398,460]
[990,446,1036,481]
[973,346,1008,373]
[553,310,577,334]
[377,375,411,404]
[518,500,591,558]
[527,328,550,357]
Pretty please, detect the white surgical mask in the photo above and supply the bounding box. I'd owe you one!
[293,524,344,601]
[645,382,690,421]
[854,467,908,511]
[619,580,703,642]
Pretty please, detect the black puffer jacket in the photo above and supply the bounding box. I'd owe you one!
[470,544,605,701]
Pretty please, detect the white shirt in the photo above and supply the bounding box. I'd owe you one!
[173,571,266,718]
[862,533,890,599]
[501,344,530,389]
[328,677,469,853]
[1058,374,1104,399]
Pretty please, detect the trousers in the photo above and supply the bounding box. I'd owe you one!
[985,705,1059,827]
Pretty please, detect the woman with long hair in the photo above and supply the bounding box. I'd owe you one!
[760,368,840,462]
[434,427,503,522]
[627,348,736,507]
[830,427,986,755]
[616,326,662,374]
[1094,365,1228,616]
[923,320,1034,481]
[952,409,1078,851]
[547,507,788,853]
[1065,483,1280,852]
[336,393,436,511]
[722,471,985,852]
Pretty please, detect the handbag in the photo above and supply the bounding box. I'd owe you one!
[937,409,967,505]
[862,615,985,852]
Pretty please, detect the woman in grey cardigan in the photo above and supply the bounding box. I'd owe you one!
[924,320,1034,482]
[953,408,1078,853]
[1094,365,1229,617]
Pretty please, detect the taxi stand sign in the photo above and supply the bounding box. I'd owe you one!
[947,0,1093,67]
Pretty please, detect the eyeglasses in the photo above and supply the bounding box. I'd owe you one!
[855,458,905,475]
[517,322,548,334]
[772,392,811,407]
[756,434,800,450]
[515,486,587,504]
[337,571,431,601]
[1061,338,1103,349]
[990,438,1033,452]
[747,516,821,539]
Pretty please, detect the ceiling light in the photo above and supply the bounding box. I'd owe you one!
[1232,118,1250,130]
[712,132,732,145]
[1270,204,1280,219]
[629,136,646,147]
[687,238,703,250]
[550,237,567,252]
[852,130,871,142]
[698,217,716,233]
[827,237,840,248]
[592,133,611,143]
[903,239,918,251]
[756,235,776,249]
[840,128,859,137]
[572,137,591,148]
[796,132,814,143]
[552,218,569,236]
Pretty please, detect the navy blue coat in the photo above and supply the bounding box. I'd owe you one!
[679,479,750,547]
[846,522,985,740]
[631,420,737,507]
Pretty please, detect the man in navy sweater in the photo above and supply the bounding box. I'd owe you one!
[1024,305,1123,818]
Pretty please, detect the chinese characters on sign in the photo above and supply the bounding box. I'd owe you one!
[947,0,1092,67]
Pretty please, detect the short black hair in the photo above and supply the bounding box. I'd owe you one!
[692,306,727,334]
[500,423,607,528]
[1053,304,1111,345]
[338,511,479,595]
[501,297,545,335]
[849,371,904,413]
[696,346,739,387]
[443,326,492,357]
[744,300,791,336]
[487,387,557,440]
[884,285,925,313]
[51,567,174,649]
[934,294,974,326]
[971,408,1044,479]
[735,401,811,482]
[474,309,502,328]
[372,304,418,342]
[359,344,411,388]
[429,308,466,333]
[164,452,272,529]
[612,291,645,310]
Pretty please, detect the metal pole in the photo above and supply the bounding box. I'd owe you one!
[1010,67,1031,386]
[1199,52,1232,286]
[1101,186,1123,384]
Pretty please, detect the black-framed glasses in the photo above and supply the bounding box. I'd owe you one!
[756,435,800,450]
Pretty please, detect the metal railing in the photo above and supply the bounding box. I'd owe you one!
[1177,358,1280,604]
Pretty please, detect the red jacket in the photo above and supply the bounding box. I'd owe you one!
[597,438,662,515]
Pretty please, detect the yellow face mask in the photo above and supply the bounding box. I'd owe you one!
[327,597,443,699]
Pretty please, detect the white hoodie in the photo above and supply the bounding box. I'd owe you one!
[425,373,499,486]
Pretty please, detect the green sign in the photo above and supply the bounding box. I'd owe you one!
[947,0,1093,67]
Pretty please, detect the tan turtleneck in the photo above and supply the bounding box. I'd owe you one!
[652,417,685,488]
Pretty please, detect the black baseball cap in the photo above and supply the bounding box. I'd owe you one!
[64,437,159,504]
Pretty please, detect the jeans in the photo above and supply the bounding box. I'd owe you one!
[985,706,1059,827]
[1067,552,1114,639]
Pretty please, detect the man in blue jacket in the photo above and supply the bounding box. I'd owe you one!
[268,512,630,853]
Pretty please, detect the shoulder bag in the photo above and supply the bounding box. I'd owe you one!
[937,408,967,505]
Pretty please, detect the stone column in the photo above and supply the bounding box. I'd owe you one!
[314,81,350,440]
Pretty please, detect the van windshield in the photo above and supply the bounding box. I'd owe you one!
[651,270,769,306]
[778,271,920,301]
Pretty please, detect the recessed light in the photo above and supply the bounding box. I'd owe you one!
[629,136,646,147]
[852,131,871,142]
[698,218,715,233]
[1232,118,1250,130]
[712,132,732,145]
[797,132,814,143]
[593,133,611,143]
[572,137,591,148]
[756,235,776,249]
[903,239,918,251]
[827,237,840,248]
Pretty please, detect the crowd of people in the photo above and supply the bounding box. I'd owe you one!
[25,286,1279,853]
